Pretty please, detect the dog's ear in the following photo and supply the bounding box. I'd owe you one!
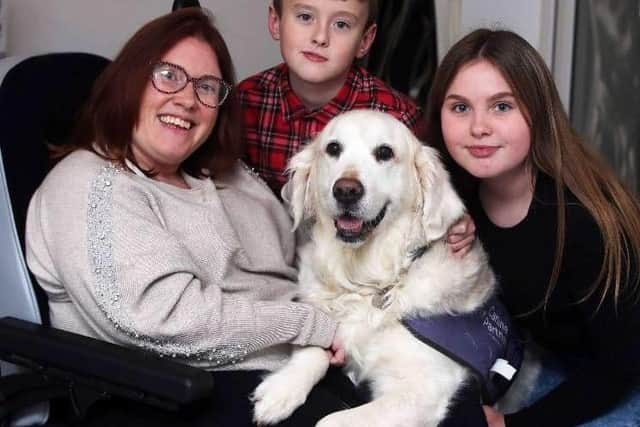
[284,142,317,229]
[413,143,466,242]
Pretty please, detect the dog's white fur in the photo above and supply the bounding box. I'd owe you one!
[252,110,497,427]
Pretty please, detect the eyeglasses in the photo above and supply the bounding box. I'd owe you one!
[150,61,231,108]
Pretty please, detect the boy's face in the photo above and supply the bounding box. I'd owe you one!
[269,0,376,89]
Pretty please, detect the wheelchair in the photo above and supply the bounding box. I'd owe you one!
[0,3,222,426]
[0,49,217,426]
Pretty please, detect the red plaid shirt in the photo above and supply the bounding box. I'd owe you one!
[238,63,422,194]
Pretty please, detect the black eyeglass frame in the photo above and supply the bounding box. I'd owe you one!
[150,61,231,109]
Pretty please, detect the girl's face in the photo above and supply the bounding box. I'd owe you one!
[441,60,531,183]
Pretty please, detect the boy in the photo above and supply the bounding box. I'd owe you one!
[238,0,422,195]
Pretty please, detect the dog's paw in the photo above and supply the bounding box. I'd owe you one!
[252,372,308,425]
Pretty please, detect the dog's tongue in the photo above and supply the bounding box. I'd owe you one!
[336,216,364,233]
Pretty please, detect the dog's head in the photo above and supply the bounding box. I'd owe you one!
[287,110,465,246]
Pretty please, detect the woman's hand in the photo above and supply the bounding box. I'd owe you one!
[326,336,346,366]
[446,213,476,257]
[483,405,506,427]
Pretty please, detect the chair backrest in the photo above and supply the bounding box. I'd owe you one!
[0,52,110,324]
[0,53,109,425]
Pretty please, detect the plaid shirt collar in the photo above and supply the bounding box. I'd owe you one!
[273,63,364,126]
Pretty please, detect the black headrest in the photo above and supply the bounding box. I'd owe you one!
[0,52,110,246]
[172,0,202,11]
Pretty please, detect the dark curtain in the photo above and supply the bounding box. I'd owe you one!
[363,0,438,108]
[570,0,640,192]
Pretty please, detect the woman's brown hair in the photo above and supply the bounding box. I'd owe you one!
[69,7,243,178]
[423,28,640,313]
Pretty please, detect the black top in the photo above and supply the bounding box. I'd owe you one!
[467,173,640,426]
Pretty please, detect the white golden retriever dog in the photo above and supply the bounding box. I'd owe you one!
[252,110,497,426]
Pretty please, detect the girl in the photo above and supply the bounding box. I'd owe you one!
[423,29,640,426]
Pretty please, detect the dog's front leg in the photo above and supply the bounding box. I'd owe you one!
[252,346,330,425]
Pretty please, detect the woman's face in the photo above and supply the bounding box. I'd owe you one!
[132,36,221,177]
[440,59,531,183]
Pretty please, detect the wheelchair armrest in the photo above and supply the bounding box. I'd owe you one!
[0,317,214,407]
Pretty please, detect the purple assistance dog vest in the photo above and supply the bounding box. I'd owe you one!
[402,295,523,404]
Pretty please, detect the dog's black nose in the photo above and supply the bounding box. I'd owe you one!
[333,178,364,205]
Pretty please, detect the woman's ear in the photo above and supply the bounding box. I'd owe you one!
[414,144,466,242]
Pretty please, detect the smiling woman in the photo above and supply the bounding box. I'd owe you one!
[25,7,366,426]
[67,10,243,180]
[130,36,222,188]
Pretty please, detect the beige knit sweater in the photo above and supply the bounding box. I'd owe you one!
[26,150,336,371]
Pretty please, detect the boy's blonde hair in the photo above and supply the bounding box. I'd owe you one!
[271,0,378,29]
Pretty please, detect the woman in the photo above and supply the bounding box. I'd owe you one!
[26,8,361,425]
[423,28,640,426]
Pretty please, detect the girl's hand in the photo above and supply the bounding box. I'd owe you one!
[483,405,506,427]
[447,213,476,257]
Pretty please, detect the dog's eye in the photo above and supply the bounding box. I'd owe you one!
[374,145,394,162]
[326,141,342,158]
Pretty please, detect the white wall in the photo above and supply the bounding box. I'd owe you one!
[434,0,575,111]
[2,0,281,81]
[2,0,575,108]
[435,0,556,64]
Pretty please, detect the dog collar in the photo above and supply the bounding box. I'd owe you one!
[371,285,395,310]
[408,242,431,262]
[371,242,433,310]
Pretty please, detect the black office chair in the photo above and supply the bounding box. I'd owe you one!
[0,52,213,426]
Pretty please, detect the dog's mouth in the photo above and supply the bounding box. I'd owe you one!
[334,203,389,243]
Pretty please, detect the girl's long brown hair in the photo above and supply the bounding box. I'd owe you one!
[423,29,640,313]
